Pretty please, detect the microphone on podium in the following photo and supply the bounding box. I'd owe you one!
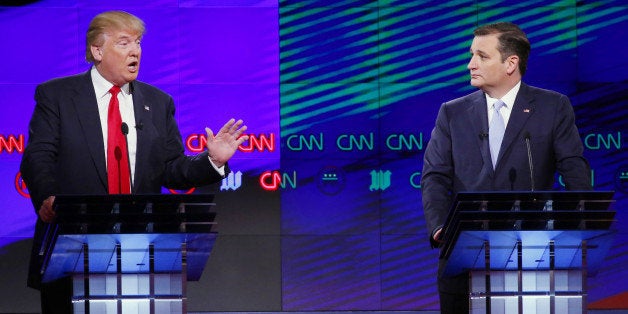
[121,122,133,192]
[524,131,535,191]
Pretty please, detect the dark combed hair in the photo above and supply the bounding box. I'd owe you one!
[473,22,531,76]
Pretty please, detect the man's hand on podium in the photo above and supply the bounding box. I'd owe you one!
[433,228,444,244]
[38,195,56,223]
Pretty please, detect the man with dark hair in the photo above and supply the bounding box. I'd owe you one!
[21,10,248,313]
[421,22,591,313]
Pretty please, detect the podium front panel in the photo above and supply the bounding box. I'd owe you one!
[41,233,216,283]
[443,229,614,276]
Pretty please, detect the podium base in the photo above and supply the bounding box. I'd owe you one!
[72,273,185,314]
[470,270,585,314]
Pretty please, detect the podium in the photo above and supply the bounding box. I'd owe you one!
[38,194,217,314]
[440,191,616,314]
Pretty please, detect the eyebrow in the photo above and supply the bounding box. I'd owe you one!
[470,48,488,56]
[115,34,141,41]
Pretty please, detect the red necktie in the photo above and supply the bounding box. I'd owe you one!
[107,86,131,194]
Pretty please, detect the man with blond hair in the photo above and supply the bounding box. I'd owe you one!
[21,10,248,313]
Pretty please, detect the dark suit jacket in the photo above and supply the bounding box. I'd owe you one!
[20,70,228,288]
[421,82,592,248]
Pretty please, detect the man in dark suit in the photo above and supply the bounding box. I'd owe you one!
[421,22,592,313]
[20,10,249,313]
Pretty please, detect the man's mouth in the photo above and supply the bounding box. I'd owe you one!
[127,61,139,72]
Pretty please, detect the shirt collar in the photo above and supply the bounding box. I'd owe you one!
[485,80,521,109]
[90,66,131,98]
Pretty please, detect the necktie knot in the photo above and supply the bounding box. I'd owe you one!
[110,85,121,97]
[493,99,505,111]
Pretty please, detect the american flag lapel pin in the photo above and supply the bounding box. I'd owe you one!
[144,105,150,111]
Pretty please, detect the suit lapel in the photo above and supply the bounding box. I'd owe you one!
[467,92,492,169]
[131,82,152,192]
[497,83,536,168]
[72,71,108,188]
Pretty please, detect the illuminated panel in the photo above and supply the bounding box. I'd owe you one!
[0,71,57,239]
[572,1,628,305]
[381,235,439,310]
[280,3,380,138]
[0,4,279,239]
[0,0,627,311]
[282,234,381,310]
[0,7,81,84]
[280,0,628,311]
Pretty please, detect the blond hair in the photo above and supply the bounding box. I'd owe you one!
[85,11,145,63]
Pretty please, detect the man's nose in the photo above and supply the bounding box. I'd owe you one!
[129,43,141,55]
[467,57,476,70]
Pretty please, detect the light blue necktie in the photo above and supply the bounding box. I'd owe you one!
[489,99,506,168]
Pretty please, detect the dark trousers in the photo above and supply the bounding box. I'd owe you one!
[438,258,470,314]
[40,276,73,314]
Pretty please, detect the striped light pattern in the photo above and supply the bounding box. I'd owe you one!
[280,0,628,310]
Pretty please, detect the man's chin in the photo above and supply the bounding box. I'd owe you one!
[125,74,139,82]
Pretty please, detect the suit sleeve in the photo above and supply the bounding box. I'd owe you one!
[421,103,454,247]
[552,95,592,191]
[159,97,227,190]
[20,84,60,211]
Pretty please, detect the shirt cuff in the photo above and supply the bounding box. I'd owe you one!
[208,156,226,177]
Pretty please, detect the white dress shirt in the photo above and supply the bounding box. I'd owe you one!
[90,67,224,185]
[485,80,521,128]
[91,67,138,183]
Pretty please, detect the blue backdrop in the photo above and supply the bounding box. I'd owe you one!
[0,0,626,312]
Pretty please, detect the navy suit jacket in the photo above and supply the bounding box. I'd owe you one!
[421,82,591,247]
[20,70,227,288]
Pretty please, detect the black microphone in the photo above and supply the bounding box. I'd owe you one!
[524,131,535,191]
[135,122,143,130]
[121,122,129,136]
[479,132,488,140]
[121,122,134,192]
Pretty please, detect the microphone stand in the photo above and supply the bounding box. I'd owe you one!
[121,122,134,193]
[524,132,535,191]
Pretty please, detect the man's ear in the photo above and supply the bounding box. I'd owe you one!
[90,45,103,62]
[506,55,519,75]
